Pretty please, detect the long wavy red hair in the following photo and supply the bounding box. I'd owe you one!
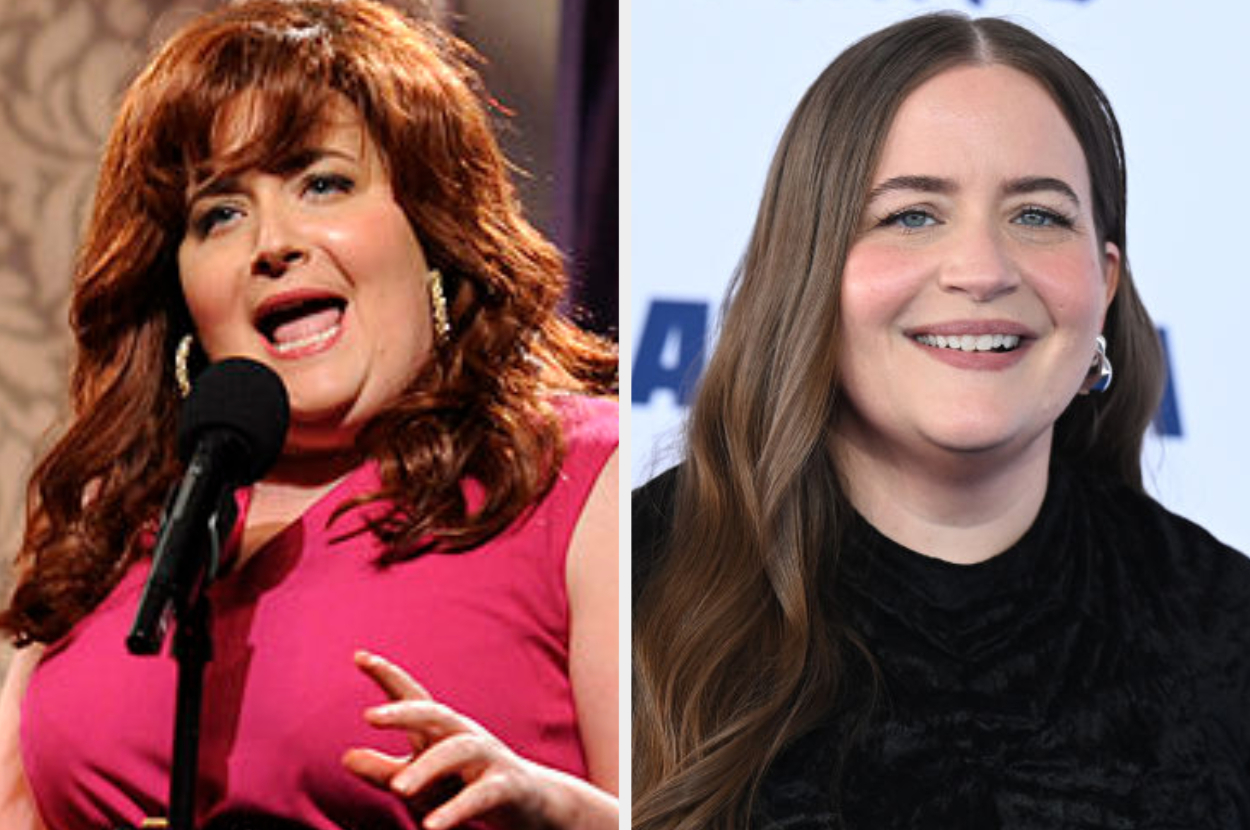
[3,0,616,645]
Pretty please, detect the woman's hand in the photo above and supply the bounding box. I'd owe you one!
[342,650,617,830]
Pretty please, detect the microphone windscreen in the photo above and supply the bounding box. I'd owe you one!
[176,357,290,483]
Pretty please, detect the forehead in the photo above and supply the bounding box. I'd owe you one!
[210,90,369,157]
[874,64,1090,196]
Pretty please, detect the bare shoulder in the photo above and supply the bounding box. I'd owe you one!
[569,449,619,559]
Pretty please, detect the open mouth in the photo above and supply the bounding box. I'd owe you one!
[256,295,346,355]
[913,333,1022,353]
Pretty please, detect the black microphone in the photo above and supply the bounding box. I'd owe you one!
[127,358,289,655]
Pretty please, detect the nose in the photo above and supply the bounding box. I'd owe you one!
[937,222,1020,302]
[253,245,307,278]
[251,203,308,279]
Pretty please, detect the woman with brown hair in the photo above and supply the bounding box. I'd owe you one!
[634,12,1250,830]
[0,1,618,828]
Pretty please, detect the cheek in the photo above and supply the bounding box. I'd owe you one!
[839,245,929,336]
[322,205,428,284]
[377,277,431,347]
[332,209,433,356]
[1028,249,1109,329]
[365,277,433,405]
[177,248,238,341]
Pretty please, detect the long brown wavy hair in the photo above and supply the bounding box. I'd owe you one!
[633,13,1163,829]
[2,0,616,646]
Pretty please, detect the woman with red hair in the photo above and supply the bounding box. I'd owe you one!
[0,1,618,828]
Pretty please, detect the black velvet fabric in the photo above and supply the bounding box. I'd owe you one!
[632,465,1250,828]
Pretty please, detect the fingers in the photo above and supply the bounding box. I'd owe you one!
[388,732,495,798]
[347,707,529,828]
[388,735,540,830]
[423,766,541,830]
[341,747,408,787]
[347,651,548,828]
[355,649,432,702]
[366,698,485,740]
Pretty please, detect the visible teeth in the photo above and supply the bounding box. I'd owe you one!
[274,323,340,354]
[915,333,1021,352]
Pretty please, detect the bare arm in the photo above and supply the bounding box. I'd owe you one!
[342,451,620,829]
[566,449,619,794]
[0,645,48,830]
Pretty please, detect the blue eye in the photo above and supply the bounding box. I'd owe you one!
[192,204,241,236]
[304,173,354,197]
[1015,207,1073,228]
[883,209,937,230]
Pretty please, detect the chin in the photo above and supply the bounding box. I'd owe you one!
[283,369,366,414]
[286,392,356,432]
[918,413,1032,454]
[923,418,1054,461]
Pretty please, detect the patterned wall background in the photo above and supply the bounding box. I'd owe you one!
[0,0,181,630]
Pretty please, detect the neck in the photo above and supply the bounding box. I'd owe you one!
[236,449,363,564]
[264,446,364,491]
[831,423,1052,565]
[253,449,362,514]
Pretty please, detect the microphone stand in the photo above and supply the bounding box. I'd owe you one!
[121,488,237,830]
[167,580,210,830]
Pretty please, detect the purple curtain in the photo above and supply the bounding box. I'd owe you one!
[555,0,618,338]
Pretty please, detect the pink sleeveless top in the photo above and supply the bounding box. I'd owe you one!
[21,396,617,829]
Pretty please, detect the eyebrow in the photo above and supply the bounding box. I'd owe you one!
[186,147,357,205]
[187,175,244,206]
[864,174,1082,208]
[1001,176,1081,207]
[865,175,954,203]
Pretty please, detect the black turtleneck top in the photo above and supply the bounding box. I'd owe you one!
[632,465,1250,828]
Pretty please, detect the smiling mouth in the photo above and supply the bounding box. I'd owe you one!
[913,333,1022,353]
[257,296,346,354]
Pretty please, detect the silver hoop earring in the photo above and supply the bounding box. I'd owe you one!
[1089,334,1113,393]
[428,268,451,343]
[175,334,195,399]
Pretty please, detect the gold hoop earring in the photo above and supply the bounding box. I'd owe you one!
[175,334,195,399]
[428,268,451,343]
